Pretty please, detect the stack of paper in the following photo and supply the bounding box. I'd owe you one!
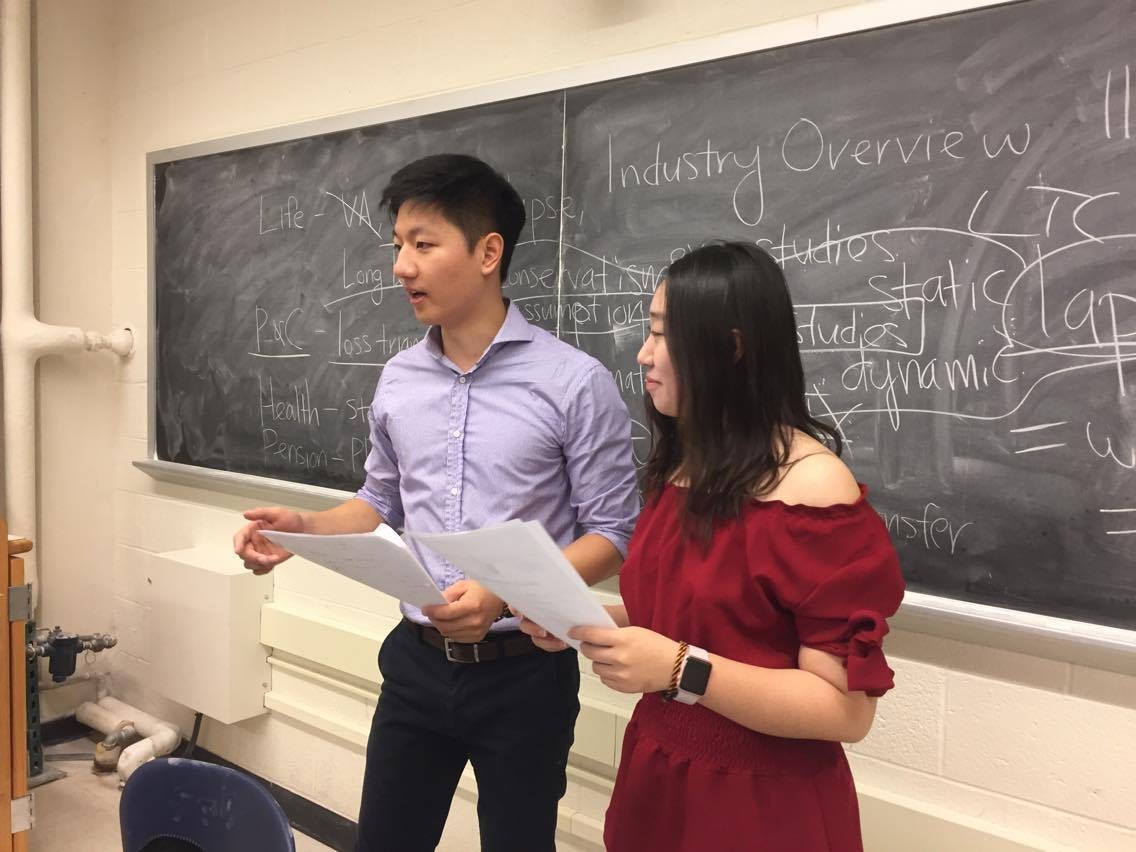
[406,521,615,649]
[262,524,446,608]
[263,521,614,649]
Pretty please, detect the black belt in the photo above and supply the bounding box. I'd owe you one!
[407,620,540,664]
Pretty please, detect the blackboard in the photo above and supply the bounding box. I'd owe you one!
[155,92,564,485]
[153,0,1136,631]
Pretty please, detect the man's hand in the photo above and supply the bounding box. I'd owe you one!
[516,613,570,653]
[569,625,682,695]
[422,579,503,643]
[233,507,303,575]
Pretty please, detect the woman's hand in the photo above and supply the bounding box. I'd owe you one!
[518,604,634,654]
[569,626,682,694]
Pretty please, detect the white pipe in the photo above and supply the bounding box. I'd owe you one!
[0,0,134,613]
[76,697,124,733]
[117,724,181,782]
[38,671,112,700]
[76,695,181,783]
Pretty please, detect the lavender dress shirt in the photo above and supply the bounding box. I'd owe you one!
[355,301,640,630]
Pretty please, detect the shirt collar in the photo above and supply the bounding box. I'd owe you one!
[423,299,534,366]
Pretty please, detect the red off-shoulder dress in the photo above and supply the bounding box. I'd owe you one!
[604,484,905,852]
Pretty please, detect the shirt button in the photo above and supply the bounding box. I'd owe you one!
[450,487,458,496]
[458,376,466,384]
[452,430,461,438]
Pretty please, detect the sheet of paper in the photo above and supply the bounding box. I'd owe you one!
[263,526,446,608]
[405,521,615,649]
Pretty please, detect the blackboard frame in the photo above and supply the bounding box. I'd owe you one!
[136,0,1136,671]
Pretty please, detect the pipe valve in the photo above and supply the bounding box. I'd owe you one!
[28,626,118,682]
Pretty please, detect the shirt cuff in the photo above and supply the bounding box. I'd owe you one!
[354,485,402,529]
[579,527,633,559]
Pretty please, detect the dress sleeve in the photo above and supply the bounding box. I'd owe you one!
[765,492,905,697]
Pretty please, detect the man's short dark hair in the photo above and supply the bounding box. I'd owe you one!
[380,153,526,281]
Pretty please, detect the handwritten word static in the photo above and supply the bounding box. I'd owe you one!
[879,502,973,554]
[867,260,1005,316]
[779,117,1031,173]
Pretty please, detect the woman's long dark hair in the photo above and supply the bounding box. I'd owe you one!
[641,241,842,539]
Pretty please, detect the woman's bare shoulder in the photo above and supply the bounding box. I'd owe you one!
[768,432,860,508]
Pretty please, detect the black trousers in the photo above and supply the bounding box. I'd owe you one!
[355,619,580,852]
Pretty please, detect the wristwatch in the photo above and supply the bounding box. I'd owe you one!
[674,645,712,705]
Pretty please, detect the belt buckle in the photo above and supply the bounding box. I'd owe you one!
[443,637,479,663]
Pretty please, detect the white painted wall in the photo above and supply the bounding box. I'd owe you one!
[26,1,1136,850]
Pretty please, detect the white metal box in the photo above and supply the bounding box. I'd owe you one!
[145,546,272,723]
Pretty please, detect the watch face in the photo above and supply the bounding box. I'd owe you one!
[679,656,712,695]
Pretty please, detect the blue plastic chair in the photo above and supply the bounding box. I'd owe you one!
[119,757,296,852]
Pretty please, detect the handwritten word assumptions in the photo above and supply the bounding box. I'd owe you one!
[155,0,1134,627]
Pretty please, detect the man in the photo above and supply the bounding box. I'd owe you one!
[233,153,639,852]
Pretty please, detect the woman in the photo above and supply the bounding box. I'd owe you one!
[522,242,904,852]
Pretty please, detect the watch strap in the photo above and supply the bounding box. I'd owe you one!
[674,645,711,705]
